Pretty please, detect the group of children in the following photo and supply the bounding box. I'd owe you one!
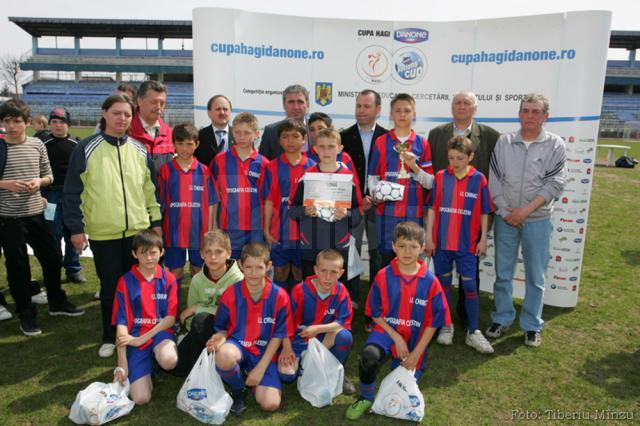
[106,92,497,419]
[0,91,497,420]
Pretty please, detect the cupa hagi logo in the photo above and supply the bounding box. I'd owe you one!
[356,45,392,84]
[393,47,427,84]
[315,82,333,106]
[394,28,429,44]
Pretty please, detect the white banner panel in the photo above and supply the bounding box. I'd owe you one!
[193,8,611,307]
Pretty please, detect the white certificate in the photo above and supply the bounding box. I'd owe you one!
[303,173,353,208]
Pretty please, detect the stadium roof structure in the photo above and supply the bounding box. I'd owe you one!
[8,17,192,39]
[9,17,640,49]
[610,31,640,50]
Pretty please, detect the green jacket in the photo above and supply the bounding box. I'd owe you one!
[185,259,243,331]
[63,132,161,240]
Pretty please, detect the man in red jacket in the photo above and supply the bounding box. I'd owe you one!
[129,80,174,174]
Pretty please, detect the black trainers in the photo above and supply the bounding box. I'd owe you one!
[485,322,509,339]
[524,331,541,347]
[343,376,356,395]
[230,388,247,416]
[49,300,85,317]
[20,317,42,336]
[66,273,87,284]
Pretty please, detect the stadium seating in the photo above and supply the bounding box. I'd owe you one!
[22,80,194,126]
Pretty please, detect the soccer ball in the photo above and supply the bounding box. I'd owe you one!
[374,180,404,201]
[317,207,335,222]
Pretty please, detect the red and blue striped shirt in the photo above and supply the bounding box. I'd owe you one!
[112,264,178,350]
[263,153,315,243]
[214,278,293,357]
[212,146,269,232]
[368,129,433,218]
[366,259,451,356]
[427,166,494,253]
[157,158,218,249]
[290,276,353,343]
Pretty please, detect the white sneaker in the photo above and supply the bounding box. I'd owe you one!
[98,343,116,358]
[0,305,12,321]
[31,291,48,305]
[93,290,100,300]
[437,325,454,345]
[466,330,495,354]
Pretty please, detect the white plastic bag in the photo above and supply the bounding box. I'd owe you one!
[372,366,425,422]
[347,235,363,280]
[177,348,233,424]
[297,337,344,407]
[69,380,134,425]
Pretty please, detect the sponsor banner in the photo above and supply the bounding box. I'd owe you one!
[193,8,611,308]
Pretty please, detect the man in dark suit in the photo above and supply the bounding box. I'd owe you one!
[195,95,234,167]
[427,91,500,329]
[340,89,387,311]
[258,84,309,160]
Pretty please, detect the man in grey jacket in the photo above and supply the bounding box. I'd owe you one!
[486,93,566,347]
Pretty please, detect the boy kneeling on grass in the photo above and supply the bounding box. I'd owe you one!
[206,242,292,416]
[112,230,178,405]
[346,221,451,420]
[277,248,356,394]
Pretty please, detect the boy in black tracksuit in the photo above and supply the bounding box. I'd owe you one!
[289,128,362,280]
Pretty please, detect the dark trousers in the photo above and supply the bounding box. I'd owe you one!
[42,189,81,275]
[173,312,216,377]
[90,237,135,344]
[0,214,65,318]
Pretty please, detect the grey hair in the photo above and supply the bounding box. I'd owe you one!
[452,91,478,108]
[282,84,309,104]
[520,93,549,114]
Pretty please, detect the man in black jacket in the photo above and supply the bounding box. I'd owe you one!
[258,84,309,160]
[340,89,387,310]
[195,94,234,167]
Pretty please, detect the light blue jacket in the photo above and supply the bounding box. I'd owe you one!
[489,129,567,222]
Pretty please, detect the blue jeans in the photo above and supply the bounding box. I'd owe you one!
[42,189,81,275]
[491,216,551,332]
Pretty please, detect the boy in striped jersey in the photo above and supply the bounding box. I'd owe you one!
[112,230,178,405]
[211,113,269,259]
[207,243,292,416]
[0,99,83,337]
[278,249,355,394]
[367,94,434,268]
[263,119,315,291]
[425,136,494,353]
[346,222,450,420]
[157,123,218,286]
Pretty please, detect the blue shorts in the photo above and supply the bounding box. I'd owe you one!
[433,250,477,280]
[227,230,264,260]
[164,247,204,269]
[271,243,302,268]
[226,337,281,390]
[365,331,427,379]
[126,330,176,383]
[376,215,423,253]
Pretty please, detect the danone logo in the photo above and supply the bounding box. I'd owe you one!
[394,28,429,43]
[187,388,207,401]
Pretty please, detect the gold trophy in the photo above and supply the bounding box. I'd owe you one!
[393,142,411,179]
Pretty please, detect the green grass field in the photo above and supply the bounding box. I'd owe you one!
[1,132,639,424]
